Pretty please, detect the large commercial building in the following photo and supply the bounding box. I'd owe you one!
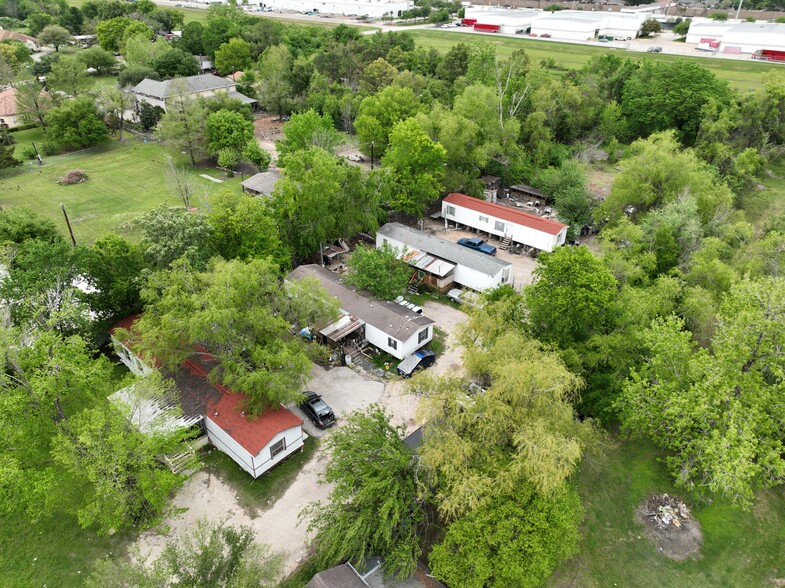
[685,20,785,54]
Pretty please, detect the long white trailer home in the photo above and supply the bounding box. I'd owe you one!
[442,192,568,253]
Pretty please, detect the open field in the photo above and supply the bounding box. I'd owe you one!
[550,438,785,588]
[1,133,242,244]
[408,30,777,93]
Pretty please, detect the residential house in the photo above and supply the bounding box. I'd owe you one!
[286,264,435,361]
[132,73,256,112]
[0,86,20,129]
[442,192,568,253]
[377,222,512,293]
[240,170,280,197]
[109,315,304,478]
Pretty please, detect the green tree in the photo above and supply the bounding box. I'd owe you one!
[429,486,581,588]
[117,65,159,88]
[87,519,283,588]
[276,108,341,165]
[152,48,199,79]
[243,139,271,169]
[180,21,204,56]
[214,37,252,76]
[46,55,92,98]
[303,405,424,579]
[205,109,254,156]
[621,61,731,145]
[254,44,294,118]
[354,84,421,156]
[639,18,662,37]
[269,148,383,260]
[359,57,398,94]
[158,84,208,166]
[673,18,691,38]
[83,234,146,322]
[121,21,153,45]
[435,42,469,84]
[37,24,72,52]
[617,278,785,506]
[381,117,446,217]
[535,160,594,234]
[345,243,411,300]
[139,206,214,270]
[44,96,109,149]
[51,398,184,533]
[77,46,116,74]
[207,190,289,266]
[0,143,22,169]
[96,16,133,52]
[59,6,84,35]
[134,257,339,413]
[201,16,240,58]
[26,12,54,36]
[0,206,62,244]
[414,328,595,519]
[99,87,134,141]
[525,246,617,347]
[124,35,171,69]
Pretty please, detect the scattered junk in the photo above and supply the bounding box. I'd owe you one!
[644,494,691,529]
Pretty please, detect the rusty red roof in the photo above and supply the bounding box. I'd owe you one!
[444,192,568,236]
[207,394,302,456]
[109,314,140,337]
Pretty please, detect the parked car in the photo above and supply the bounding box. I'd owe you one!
[396,350,437,377]
[447,289,482,308]
[347,154,365,162]
[457,237,497,256]
[298,391,336,428]
[647,46,663,53]
[540,33,552,38]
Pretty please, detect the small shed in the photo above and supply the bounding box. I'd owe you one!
[509,183,548,202]
[241,170,281,197]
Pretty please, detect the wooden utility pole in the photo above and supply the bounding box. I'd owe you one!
[60,203,76,247]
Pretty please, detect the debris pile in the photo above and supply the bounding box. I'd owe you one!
[58,169,88,185]
[644,494,691,529]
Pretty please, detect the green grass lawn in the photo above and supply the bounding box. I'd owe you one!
[2,134,242,244]
[201,436,320,518]
[408,30,776,93]
[549,438,785,588]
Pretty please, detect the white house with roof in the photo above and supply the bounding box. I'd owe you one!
[132,74,256,112]
[109,315,304,479]
[376,222,512,293]
[442,193,568,253]
[287,265,434,360]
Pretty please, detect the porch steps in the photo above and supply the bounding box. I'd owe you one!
[500,235,512,251]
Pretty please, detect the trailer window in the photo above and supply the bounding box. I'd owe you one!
[480,215,489,223]
[388,337,397,350]
[418,327,429,344]
[270,438,286,459]
[445,205,455,216]
[495,221,505,232]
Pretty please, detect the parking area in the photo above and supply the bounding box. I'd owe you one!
[422,217,539,290]
[290,365,385,437]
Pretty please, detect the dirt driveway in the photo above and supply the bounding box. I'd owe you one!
[135,361,431,578]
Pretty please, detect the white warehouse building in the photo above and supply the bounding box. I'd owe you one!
[530,10,644,41]
[259,0,412,17]
[684,20,785,54]
[442,193,568,253]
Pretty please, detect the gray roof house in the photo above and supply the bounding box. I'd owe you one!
[377,222,512,293]
[132,74,256,112]
[287,264,435,361]
[241,170,280,197]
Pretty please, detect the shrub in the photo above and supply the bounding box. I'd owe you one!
[709,12,729,21]
[20,146,37,160]
[40,141,58,156]
[243,140,271,170]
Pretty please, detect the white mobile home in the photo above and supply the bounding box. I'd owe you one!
[377,223,512,293]
[442,193,568,253]
[205,393,304,478]
[287,265,434,360]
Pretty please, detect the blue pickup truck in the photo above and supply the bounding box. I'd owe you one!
[457,237,497,256]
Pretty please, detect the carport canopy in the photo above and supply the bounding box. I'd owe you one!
[318,314,364,343]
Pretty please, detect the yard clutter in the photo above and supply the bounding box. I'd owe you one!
[644,494,690,529]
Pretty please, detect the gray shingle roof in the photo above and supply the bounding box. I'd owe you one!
[378,223,511,277]
[133,74,236,100]
[241,171,280,196]
[287,265,434,342]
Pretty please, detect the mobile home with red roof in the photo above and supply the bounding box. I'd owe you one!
[442,193,568,253]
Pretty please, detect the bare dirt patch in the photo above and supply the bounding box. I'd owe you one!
[636,494,703,561]
[586,166,618,200]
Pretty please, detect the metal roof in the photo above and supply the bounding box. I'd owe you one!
[241,171,281,196]
[444,193,568,236]
[132,74,236,100]
[401,249,456,277]
[319,314,363,342]
[378,223,510,277]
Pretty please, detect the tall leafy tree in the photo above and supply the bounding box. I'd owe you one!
[47,55,93,99]
[275,109,341,165]
[616,277,785,506]
[214,37,252,76]
[158,83,208,166]
[205,109,254,156]
[303,405,425,579]
[139,206,214,270]
[525,245,617,348]
[83,234,147,322]
[13,75,52,129]
[133,257,339,413]
[354,85,421,156]
[37,24,72,52]
[99,87,134,141]
[344,243,411,300]
[44,96,109,149]
[254,44,294,118]
[381,117,446,217]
